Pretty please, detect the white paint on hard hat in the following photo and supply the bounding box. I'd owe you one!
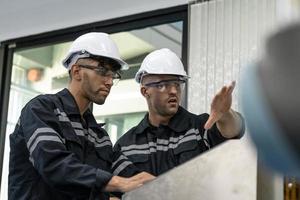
[135,48,188,83]
[62,32,128,70]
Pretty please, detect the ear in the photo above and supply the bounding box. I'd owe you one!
[70,64,82,81]
[140,86,149,98]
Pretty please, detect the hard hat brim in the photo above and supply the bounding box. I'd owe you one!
[136,71,189,83]
[62,51,129,71]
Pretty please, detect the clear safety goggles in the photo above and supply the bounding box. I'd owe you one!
[78,64,121,85]
[144,79,186,92]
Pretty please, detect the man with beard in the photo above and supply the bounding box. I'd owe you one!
[8,32,154,200]
[114,48,245,176]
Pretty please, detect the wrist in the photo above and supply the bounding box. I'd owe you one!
[217,109,242,138]
[105,176,122,192]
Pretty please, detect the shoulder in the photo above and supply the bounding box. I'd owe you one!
[23,93,56,110]
[115,125,139,147]
[20,94,61,123]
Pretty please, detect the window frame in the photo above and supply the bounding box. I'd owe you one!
[0,4,188,187]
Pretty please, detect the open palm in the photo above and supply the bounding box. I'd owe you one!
[204,81,236,129]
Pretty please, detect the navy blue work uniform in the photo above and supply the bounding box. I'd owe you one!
[9,88,138,200]
[114,106,244,176]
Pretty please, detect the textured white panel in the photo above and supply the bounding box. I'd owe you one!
[188,0,279,114]
[189,3,207,113]
[187,1,293,199]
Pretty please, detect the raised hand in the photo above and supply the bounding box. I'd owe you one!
[204,81,236,130]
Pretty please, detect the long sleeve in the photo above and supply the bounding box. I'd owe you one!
[20,96,112,198]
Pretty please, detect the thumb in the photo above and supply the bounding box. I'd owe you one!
[204,112,218,129]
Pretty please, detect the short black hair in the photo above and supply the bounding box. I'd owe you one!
[89,55,121,72]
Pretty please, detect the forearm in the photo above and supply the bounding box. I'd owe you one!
[36,147,112,194]
[216,109,243,138]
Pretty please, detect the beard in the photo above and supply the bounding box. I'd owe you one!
[155,102,179,117]
[82,74,109,105]
[90,94,106,105]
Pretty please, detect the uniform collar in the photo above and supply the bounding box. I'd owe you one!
[135,106,191,134]
[56,88,102,128]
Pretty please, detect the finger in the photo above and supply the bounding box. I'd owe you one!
[220,86,227,94]
[226,81,236,95]
[204,112,218,129]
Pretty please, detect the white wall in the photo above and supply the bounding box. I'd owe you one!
[188,0,277,114]
[0,0,187,42]
[187,0,300,199]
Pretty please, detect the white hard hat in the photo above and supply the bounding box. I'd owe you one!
[135,48,188,83]
[62,32,128,70]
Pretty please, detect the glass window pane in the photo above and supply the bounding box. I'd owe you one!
[93,21,183,144]
[0,20,183,199]
[0,42,72,199]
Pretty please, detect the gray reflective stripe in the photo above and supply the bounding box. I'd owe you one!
[71,122,83,129]
[58,116,70,122]
[113,161,132,175]
[88,128,110,143]
[54,108,70,122]
[121,142,156,151]
[54,108,59,115]
[29,156,34,166]
[54,108,67,116]
[203,129,208,139]
[156,145,169,151]
[75,129,84,136]
[121,128,201,153]
[27,127,63,149]
[86,134,112,148]
[123,149,154,156]
[87,129,112,147]
[165,128,199,144]
[96,141,112,148]
[203,129,210,149]
[112,155,129,168]
[29,135,63,155]
[93,140,112,148]
[176,134,198,146]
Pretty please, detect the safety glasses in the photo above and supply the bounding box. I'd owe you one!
[144,79,186,92]
[78,64,121,85]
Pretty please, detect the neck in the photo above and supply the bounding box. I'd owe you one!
[148,112,172,127]
[68,84,90,116]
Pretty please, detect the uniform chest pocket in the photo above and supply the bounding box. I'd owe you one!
[173,140,200,164]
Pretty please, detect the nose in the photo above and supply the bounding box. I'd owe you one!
[104,76,114,87]
[168,83,178,94]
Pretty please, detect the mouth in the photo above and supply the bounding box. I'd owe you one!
[99,89,110,96]
[168,97,178,105]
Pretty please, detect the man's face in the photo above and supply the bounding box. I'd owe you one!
[141,74,185,117]
[77,58,120,105]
